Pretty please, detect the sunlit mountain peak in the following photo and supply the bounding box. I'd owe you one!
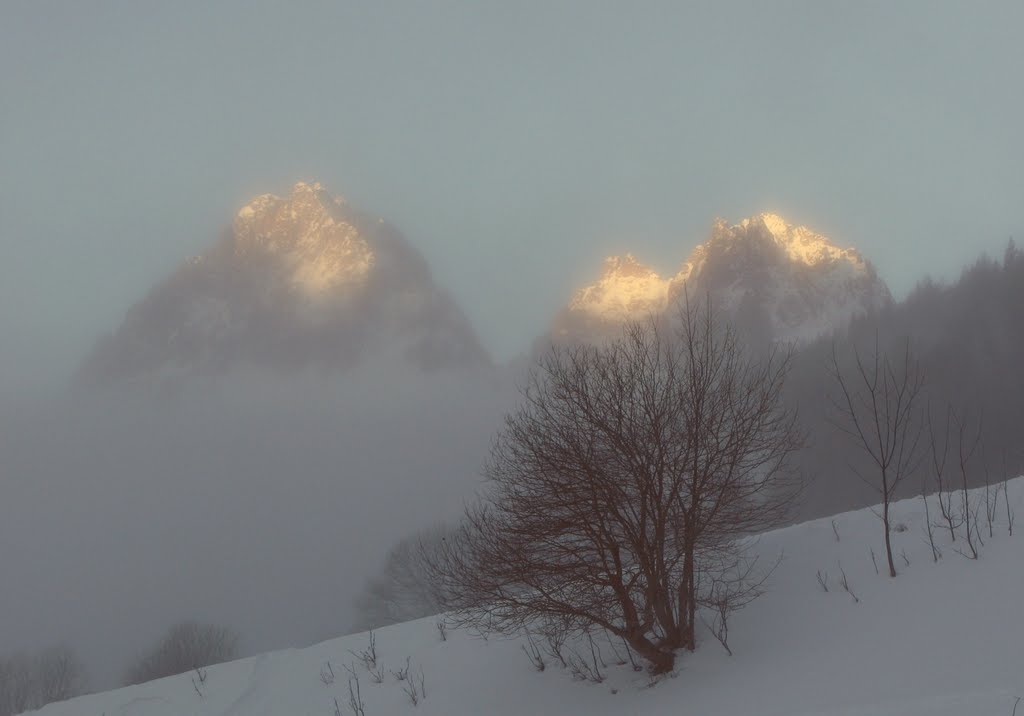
[553,213,891,345]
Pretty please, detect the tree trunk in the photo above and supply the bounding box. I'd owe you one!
[882,496,897,578]
[677,546,697,651]
[624,632,676,674]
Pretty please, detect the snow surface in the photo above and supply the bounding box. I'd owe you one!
[28,479,1024,716]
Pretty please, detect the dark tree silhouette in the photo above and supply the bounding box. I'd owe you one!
[428,299,802,672]
[0,646,87,716]
[351,524,455,631]
[124,621,238,686]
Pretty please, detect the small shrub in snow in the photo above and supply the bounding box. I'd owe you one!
[837,564,859,604]
[390,656,411,681]
[521,634,545,672]
[347,672,365,716]
[402,667,426,706]
[348,631,377,673]
[191,666,207,699]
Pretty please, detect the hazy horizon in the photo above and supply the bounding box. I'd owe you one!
[3,1,1023,390]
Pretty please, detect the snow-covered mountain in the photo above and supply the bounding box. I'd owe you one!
[79,183,491,382]
[31,478,1024,716]
[553,213,892,345]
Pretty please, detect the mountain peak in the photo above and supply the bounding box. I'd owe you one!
[553,213,891,345]
[600,253,657,279]
[79,183,491,383]
[231,181,373,296]
[565,253,668,325]
[712,212,865,270]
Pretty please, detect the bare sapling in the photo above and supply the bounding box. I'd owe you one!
[565,646,603,683]
[603,632,628,666]
[347,672,365,716]
[921,481,941,561]
[928,405,961,541]
[837,563,859,603]
[701,598,734,656]
[402,667,426,705]
[620,638,641,672]
[816,569,829,592]
[829,337,924,578]
[952,408,982,559]
[390,656,411,682]
[348,631,377,672]
[1002,453,1015,537]
[586,631,607,671]
[984,458,999,539]
[541,623,569,668]
[521,633,545,672]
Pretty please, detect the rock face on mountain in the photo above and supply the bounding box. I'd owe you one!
[551,254,670,342]
[553,213,891,345]
[80,182,491,383]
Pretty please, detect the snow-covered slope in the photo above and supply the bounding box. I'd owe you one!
[554,213,891,345]
[31,479,1024,716]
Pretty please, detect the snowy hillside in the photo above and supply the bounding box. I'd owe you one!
[30,479,1024,716]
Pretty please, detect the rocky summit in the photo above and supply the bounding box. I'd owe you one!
[552,213,892,345]
[79,182,491,383]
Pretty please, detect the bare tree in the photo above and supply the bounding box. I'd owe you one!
[351,524,455,632]
[427,298,802,673]
[828,337,924,578]
[33,646,88,707]
[1003,453,1016,537]
[0,646,87,716]
[921,480,940,563]
[927,405,961,542]
[983,458,999,540]
[951,408,983,559]
[0,653,34,716]
[124,621,239,686]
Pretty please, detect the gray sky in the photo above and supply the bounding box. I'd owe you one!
[2,0,1023,387]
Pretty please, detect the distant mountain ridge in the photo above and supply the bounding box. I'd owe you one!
[552,213,892,344]
[79,182,491,383]
[80,196,892,384]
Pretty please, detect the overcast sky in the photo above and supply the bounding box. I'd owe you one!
[2,0,1023,388]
